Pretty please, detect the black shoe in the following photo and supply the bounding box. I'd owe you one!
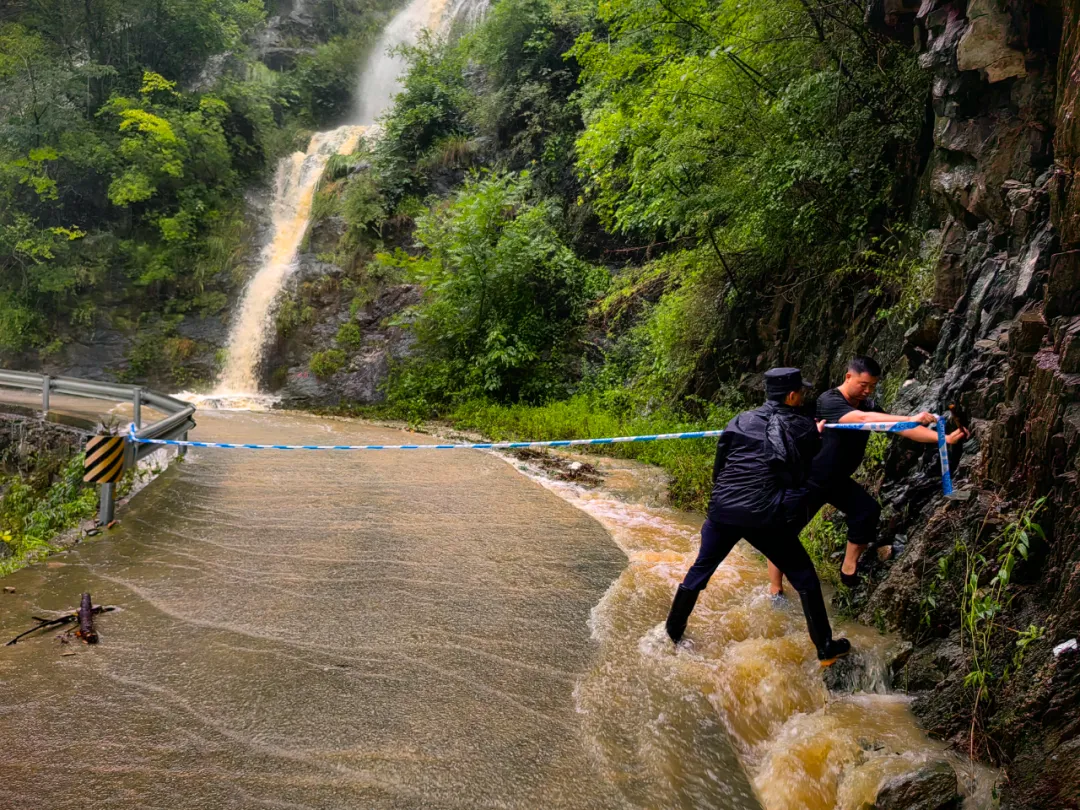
[817,637,851,666]
[665,586,699,644]
[839,569,861,589]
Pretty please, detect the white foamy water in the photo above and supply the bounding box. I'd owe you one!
[216,125,365,396]
[352,0,451,125]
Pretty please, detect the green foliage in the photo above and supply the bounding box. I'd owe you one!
[277,297,317,336]
[336,321,364,349]
[443,394,733,511]
[0,0,386,370]
[120,318,208,387]
[381,171,607,408]
[341,173,386,241]
[919,548,957,635]
[570,0,927,281]
[373,31,471,201]
[798,508,847,585]
[310,348,348,378]
[0,453,98,576]
[960,498,1047,709]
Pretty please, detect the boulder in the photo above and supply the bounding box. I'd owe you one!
[1045,251,1080,319]
[307,216,346,256]
[956,0,1027,83]
[1056,317,1080,373]
[870,761,961,810]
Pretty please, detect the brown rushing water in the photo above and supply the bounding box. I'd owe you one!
[0,407,995,809]
[507,453,998,810]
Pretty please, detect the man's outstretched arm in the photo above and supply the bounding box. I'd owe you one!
[836,409,967,444]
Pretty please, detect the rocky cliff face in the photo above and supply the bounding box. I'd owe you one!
[259,217,419,408]
[746,1,1079,805]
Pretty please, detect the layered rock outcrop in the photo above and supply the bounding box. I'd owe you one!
[730,1,1078,804]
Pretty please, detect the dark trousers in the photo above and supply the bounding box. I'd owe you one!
[681,517,819,595]
[801,478,881,548]
[671,516,836,651]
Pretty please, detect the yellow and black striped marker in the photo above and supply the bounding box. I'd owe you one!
[84,436,126,484]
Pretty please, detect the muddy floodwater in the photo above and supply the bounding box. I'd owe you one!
[0,409,993,809]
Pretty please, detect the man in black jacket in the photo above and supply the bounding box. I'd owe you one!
[665,368,851,665]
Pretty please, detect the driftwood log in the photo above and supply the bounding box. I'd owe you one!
[5,592,114,646]
[76,592,98,644]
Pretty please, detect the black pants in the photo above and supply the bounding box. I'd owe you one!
[681,517,819,595]
[672,516,836,652]
[801,478,881,548]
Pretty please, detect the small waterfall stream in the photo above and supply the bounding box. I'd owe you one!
[216,126,365,396]
[215,0,466,400]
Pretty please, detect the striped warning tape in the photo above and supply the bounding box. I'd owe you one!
[84,435,125,483]
[124,417,955,494]
[125,420,924,452]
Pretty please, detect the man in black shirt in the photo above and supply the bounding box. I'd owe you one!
[767,356,968,593]
[665,367,851,665]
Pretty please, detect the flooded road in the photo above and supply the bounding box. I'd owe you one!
[0,407,995,809]
[0,410,678,809]
[510,454,996,810]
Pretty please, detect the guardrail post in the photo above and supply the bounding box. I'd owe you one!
[99,483,115,525]
[133,388,142,429]
[178,432,188,458]
[41,375,50,415]
[84,434,124,526]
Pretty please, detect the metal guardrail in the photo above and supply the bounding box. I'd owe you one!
[0,370,197,522]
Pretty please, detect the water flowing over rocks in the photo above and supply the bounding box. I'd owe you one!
[594,1,1069,805]
[719,1,1080,804]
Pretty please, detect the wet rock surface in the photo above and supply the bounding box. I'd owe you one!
[717,1,1080,804]
[867,761,961,810]
[264,252,420,407]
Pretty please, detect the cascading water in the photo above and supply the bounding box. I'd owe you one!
[215,126,365,397]
[352,0,449,125]
[213,0,477,404]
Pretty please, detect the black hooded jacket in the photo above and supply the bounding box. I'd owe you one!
[706,400,821,528]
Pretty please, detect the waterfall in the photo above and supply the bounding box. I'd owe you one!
[352,0,447,125]
[214,0,481,401]
[216,126,364,395]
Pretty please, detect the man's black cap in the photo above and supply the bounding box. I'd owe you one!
[764,367,813,398]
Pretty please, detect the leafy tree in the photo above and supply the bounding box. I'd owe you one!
[570,0,927,278]
[384,171,606,408]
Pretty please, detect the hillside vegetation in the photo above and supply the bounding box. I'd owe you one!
[0,0,401,384]
[297,0,930,507]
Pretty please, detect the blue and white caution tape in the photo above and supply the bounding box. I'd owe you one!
[128,415,957,493]
[126,419,927,451]
[127,424,726,451]
[936,416,954,496]
[826,421,921,433]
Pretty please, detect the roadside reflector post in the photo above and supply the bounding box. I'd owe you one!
[84,435,126,525]
[99,483,115,525]
[133,388,142,429]
[41,375,50,416]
